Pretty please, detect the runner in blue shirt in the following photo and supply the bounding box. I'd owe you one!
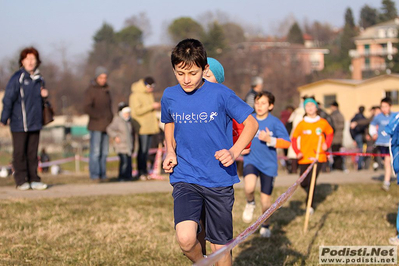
[385,113,399,245]
[370,97,398,191]
[161,39,258,266]
[242,91,291,238]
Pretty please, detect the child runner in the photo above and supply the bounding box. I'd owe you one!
[161,39,258,265]
[242,91,291,238]
[106,102,135,181]
[291,97,334,214]
[385,113,399,245]
[369,97,398,191]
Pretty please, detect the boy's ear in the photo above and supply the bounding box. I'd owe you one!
[269,103,274,111]
[203,64,210,76]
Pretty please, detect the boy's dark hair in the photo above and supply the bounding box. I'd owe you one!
[331,101,339,107]
[171,39,207,70]
[359,106,365,113]
[144,76,155,85]
[255,91,275,111]
[381,97,392,106]
[286,105,295,111]
[19,47,41,68]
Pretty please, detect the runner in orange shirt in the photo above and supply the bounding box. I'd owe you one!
[291,97,334,214]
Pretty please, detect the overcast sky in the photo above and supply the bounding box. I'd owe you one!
[0,0,390,64]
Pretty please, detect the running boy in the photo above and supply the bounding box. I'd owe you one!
[369,97,398,191]
[242,91,291,238]
[291,97,334,214]
[384,113,399,245]
[161,39,258,265]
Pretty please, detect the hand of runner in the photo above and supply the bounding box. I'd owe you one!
[241,148,250,155]
[322,143,327,151]
[163,152,177,173]
[259,127,271,143]
[215,149,235,167]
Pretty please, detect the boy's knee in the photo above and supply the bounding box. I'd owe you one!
[176,233,197,252]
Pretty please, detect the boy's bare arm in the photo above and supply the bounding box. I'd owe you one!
[215,115,258,167]
[163,122,177,173]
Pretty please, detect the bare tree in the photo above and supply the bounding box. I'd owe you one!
[124,12,152,41]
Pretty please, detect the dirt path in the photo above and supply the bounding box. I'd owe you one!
[0,169,387,200]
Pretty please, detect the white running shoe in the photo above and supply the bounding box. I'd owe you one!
[31,182,48,190]
[382,182,390,192]
[16,182,30,191]
[260,227,271,238]
[309,207,314,215]
[242,202,256,223]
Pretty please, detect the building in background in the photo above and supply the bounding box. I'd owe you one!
[298,74,399,147]
[350,18,399,80]
[236,39,329,75]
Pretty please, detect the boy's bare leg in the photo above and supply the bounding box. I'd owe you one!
[176,221,203,262]
[244,174,257,201]
[210,243,232,266]
[260,193,271,226]
[384,156,392,183]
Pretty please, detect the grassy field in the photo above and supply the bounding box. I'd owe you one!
[0,183,398,265]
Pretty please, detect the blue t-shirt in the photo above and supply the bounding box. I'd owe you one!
[243,114,290,177]
[161,80,253,187]
[371,112,398,146]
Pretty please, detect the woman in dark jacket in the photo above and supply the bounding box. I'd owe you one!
[1,47,48,190]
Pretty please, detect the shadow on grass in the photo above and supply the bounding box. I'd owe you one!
[371,174,397,182]
[233,184,337,266]
[387,212,397,228]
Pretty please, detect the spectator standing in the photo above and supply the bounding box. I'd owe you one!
[350,106,382,170]
[1,47,48,190]
[39,148,50,173]
[129,77,161,180]
[107,102,135,181]
[83,66,113,181]
[350,106,367,170]
[286,97,306,173]
[330,101,345,171]
[245,76,263,109]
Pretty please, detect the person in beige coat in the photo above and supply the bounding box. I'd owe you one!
[129,77,160,180]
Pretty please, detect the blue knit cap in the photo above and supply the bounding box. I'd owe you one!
[207,57,225,84]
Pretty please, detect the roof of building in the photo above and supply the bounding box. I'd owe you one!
[354,18,399,40]
[298,74,399,91]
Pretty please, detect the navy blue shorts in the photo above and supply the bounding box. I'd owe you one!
[378,146,390,157]
[243,164,275,195]
[172,182,234,245]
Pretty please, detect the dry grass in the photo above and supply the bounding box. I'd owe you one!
[0,183,398,265]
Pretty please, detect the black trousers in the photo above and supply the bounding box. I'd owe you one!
[299,162,322,208]
[331,144,343,170]
[11,131,41,186]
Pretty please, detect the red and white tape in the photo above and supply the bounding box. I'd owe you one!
[194,160,317,266]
